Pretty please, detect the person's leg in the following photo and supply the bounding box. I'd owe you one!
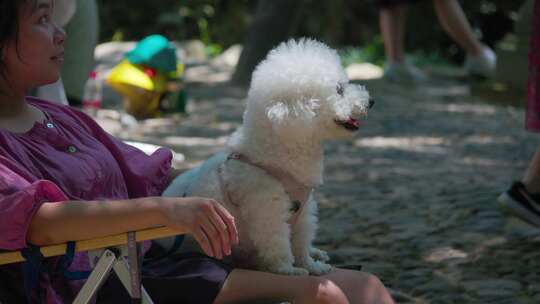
[433,0,496,77]
[524,0,540,193]
[523,144,540,193]
[379,3,427,83]
[214,268,395,304]
[379,5,407,64]
[432,0,483,56]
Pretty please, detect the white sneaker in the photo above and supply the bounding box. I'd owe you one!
[383,62,427,84]
[464,45,497,78]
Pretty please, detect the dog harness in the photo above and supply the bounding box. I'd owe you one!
[217,152,313,225]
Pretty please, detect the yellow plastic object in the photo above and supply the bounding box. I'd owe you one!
[107,59,168,92]
[106,60,169,118]
[111,82,162,119]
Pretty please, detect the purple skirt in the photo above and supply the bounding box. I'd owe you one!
[97,249,233,304]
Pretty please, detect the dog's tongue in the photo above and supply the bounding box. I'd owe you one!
[348,118,361,127]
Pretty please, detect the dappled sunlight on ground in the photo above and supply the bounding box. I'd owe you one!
[93,44,540,303]
[425,103,498,115]
[456,156,507,167]
[346,63,384,80]
[423,246,468,263]
[460,134,514,145]
[354,136,448,153]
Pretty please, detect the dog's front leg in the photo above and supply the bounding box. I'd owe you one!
[241,192,309,276]
[291,198,332,275]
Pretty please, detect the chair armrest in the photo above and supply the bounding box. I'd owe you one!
[0,226,183,266]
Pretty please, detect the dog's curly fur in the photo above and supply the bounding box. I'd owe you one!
[163,38,372,275]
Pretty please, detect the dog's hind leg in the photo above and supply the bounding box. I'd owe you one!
[291,198,332,276]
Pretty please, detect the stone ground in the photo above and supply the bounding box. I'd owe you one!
[94,45,540,303]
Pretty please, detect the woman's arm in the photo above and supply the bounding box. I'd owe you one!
[28,197,239,260]
[28,197,163,245]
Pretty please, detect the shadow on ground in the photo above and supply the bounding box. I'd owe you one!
[95,62,538,303]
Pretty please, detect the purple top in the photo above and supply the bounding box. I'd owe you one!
[0,97,172,303]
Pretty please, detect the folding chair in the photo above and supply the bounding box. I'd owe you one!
[0,227,182,304]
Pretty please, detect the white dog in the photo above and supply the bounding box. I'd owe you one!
[163,38,373,276]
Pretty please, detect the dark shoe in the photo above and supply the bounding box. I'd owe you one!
[498,181,540,227]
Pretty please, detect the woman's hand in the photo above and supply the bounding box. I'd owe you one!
[160,197,239,259]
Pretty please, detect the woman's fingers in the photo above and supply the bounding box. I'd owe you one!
[214,202,239,245]
[205,205,232,256]
[166,197,238,259]
[199,216,223,259]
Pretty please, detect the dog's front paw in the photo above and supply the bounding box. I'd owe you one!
[310,247,330,263]
[269,265,309,276]
[300,258,332,276]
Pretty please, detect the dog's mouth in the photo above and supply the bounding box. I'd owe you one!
[335,117,361,131]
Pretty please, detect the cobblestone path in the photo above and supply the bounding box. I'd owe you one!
[97,67,540,303]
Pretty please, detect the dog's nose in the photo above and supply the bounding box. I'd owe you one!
[368,98,375,109]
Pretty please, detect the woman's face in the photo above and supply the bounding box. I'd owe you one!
[2,0,66,90]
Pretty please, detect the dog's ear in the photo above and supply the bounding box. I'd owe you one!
[266,98,319,141]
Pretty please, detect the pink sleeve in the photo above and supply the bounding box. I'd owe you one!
[73,110,173,198]
[102,137,173,198]
[0,161,69,250]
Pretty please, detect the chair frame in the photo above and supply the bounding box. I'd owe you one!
[0,227,181,304]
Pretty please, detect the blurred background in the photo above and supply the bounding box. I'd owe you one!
[56,0,532,113]
[97,0,519,64]
[57,1,540,303]
[98,1,523,73]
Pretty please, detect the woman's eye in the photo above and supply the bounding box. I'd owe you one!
[336,83,344,96]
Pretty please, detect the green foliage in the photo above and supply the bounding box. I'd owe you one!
[205,43,223,58]
[97,0,524,63]
[97,0,253,50]
[97,0,179,41]
[408,51,454,68]
[340,36,386,67]
[340,40,454,69]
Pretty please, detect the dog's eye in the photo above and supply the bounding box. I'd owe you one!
[336,83,344,96]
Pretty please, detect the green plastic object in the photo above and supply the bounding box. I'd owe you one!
[126,35,177,73]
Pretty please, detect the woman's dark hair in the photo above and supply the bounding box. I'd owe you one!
[0,0,32,80]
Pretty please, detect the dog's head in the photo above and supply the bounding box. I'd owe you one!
[244,38,373,143]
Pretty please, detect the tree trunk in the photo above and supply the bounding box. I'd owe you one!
[230,0,304,86]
